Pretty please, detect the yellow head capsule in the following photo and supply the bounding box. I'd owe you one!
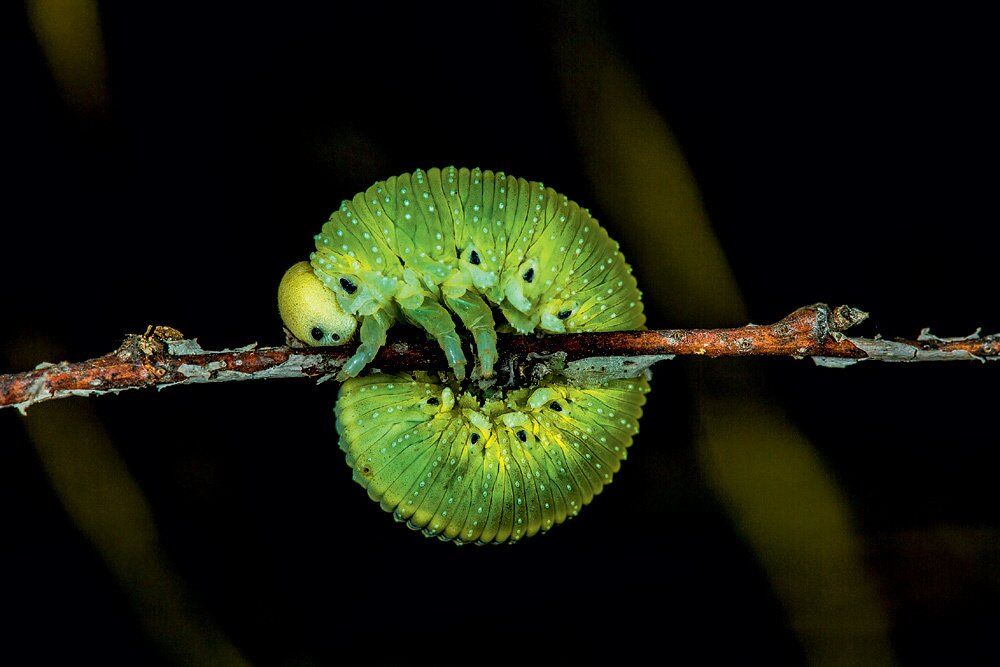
[278,261,357,346]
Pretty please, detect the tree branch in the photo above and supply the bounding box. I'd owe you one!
[2,304,996,413]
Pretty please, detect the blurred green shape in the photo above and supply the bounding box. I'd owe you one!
[11,340,247,667]
[553,4,893,664]
[700,399,893,664]
[27,0,110,116]
[553,12,742,327]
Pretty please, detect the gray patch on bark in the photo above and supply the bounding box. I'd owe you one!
[848,337,989,363]
[562,354,673,384]
[917,328,982,342]
[811,356,860,368]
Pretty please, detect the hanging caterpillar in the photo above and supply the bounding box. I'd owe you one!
[278,167,649,544]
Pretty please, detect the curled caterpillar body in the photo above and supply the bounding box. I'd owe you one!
[336,373,649,544]
[279,167,650,543]
[279,166,645,380]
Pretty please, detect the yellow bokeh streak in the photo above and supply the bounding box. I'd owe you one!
[27,0,110,115]
[9,341,247,667]
[554,5,893,663]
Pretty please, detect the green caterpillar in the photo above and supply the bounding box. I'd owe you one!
[279,167,648,543]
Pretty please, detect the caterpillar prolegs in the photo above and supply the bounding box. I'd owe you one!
[278,167,649,543]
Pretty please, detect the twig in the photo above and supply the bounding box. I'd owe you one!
[2,304,996,413]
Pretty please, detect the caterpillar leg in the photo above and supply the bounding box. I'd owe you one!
[444,291,498,377]
[402,301,468,380]
[338,307,393,381]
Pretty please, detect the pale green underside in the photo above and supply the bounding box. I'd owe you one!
[336,373,649,544]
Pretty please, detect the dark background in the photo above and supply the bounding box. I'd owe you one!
[2,3,997,665]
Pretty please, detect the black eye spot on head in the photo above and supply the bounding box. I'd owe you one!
[470,433,480,445]
[549,401,563,412]
[311,327,324,341]
[426,396,439,405]
[339,277,357,294]
[557,310,572,320]
[522,267,534,282]
[330,332,340,341]
[469,250,481,265]
[516,430,527,442]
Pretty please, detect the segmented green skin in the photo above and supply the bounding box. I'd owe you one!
[309,167,644,352]
[320,167,648,543]
[336,374,649,544]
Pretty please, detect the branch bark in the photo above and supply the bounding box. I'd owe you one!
[2,304,996,413]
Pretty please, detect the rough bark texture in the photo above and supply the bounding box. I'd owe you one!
[2,304,996,413]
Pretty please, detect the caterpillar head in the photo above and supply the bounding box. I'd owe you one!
[278,261,358,346]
